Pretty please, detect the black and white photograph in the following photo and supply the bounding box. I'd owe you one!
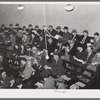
[0,2,100,92]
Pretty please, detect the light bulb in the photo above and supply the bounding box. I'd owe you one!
[46,54,49,59]
[17,4,24,11]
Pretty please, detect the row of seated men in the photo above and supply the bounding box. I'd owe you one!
[0,23,100,89]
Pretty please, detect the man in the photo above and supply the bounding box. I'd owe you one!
[0,24,6,33]
[68,40,78,57]
[71,29,81,43]
[80,30,91,50]
[83,52,100,78]
[14,23,20,32]
[44,51,65,77]
[47,38,57,61]
[26,24,33,35]
[37,34,45,50]
[16,27,23,38]
[62,26,72,43]
[56,26,63,37]
[93,32,100,52]
[0,71,11,88]
[73,45,95,66]
[35,25,41,35]
[48,25,57,36]
[8,24,14,35]
[22,32,31,45]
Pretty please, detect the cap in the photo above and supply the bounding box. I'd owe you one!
[15,23,19,26]
[1,24,5,27]
[35,25,39,28]
[29,24,32,27]
[83,30,88,34]
[63,26,68,30]
[9,24,13,26]
[56,26,61,29]
[72,29,77,33]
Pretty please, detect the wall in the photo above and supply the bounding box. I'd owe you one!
[0,4,100,36]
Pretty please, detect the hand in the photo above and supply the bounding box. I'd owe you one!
[91,62,98,66]
[44,65,51,69]
[82,61,86,64]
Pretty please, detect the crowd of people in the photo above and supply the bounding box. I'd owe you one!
[0,23,100,89]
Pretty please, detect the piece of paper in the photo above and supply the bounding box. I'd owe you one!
[75,81,86,87]
[35,82,43,88]
[60,75,71,81]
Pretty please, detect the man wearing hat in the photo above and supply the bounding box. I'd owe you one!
[62,26,72,43]
[15,23,21,32]
[37,34,45,50]
[56,26,63,37]
[48,25,57,37]
[44,51,66,77]
[93,32,100,52]
[0,24,6,33]
[80,30,91,50]
[71,29,80,43]
[7,24,14,35]
[35,25,42,35]
[26,24,34,35]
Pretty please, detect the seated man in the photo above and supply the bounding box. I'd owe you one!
[93,32,100,52]
[80,30,91,50]
[84,52,100,78]
[70,29,81,43]
[0,71,10,88]
[44,51,66,77]
[73,45,95,66]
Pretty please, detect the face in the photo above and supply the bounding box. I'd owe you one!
[48,38,53,44]
[56,29,61,33]
[49,27,53,31]
[72,32,77,35]
[53,55,59,60]
[32,46,38,53]
[83,32,88,37]
[87,46,92,52]
[35,27,39,31]
[0,55,3,62]
[77,47,83,51]
[29,26,32,29]
[2,72,7,79]
[9,25,13,29]
[21,60,26,65]
[40,36,43,40]
[97,53,100,58]
[15,26,19,28]
[63,29,68,33]
[19,30,22,32]
[57,42,62,47]
[94,35,99,39]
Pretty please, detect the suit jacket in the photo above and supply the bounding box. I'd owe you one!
[62,32,72,43]
[80,35,91,49]
[49,29,57,36]
[68,43,78,56]
[75,50,95,64]
[26,28,34,35]
[57,31,63,37]
[71,34,81,43]
[93,38,100,51]
[50,58,65,76]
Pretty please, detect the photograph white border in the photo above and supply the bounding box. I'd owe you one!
[0,1,100,98]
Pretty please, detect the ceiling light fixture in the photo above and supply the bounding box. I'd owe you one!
[17,4,24,11]
[65,4,74,12]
